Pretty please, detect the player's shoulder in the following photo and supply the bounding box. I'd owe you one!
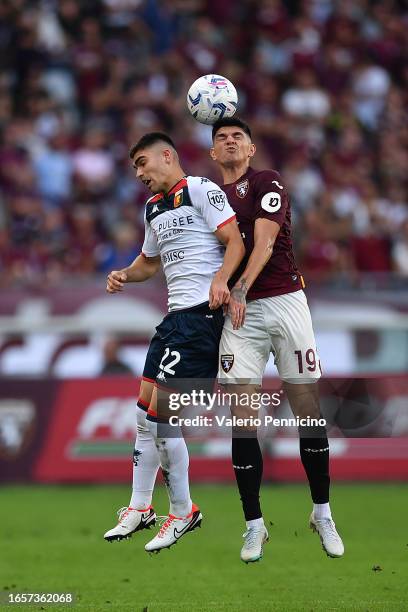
[145,192,163,206]
[186,175,221,190]
[186,175,225,202]
[144,192,163,219]
[250,168,285,189]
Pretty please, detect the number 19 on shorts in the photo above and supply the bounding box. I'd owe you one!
[294,349,321,374]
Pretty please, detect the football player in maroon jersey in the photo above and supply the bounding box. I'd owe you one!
[210,117,344,563]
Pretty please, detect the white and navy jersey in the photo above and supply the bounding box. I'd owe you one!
[142,176,235,311]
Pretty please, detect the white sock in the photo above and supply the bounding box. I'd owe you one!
[147,419,192,518]
[313,502,332,520]
[246,517,264,530]
[129,407,160,510]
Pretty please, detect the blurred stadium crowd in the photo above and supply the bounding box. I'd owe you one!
[0,0,407,288]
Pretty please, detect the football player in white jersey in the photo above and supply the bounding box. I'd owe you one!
[103,132,245,552]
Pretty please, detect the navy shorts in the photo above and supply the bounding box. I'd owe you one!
[142,302,224,390]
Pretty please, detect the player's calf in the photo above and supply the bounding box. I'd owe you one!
[104,506,156,542]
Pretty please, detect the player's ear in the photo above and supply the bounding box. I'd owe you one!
[163,148,172,164]
[209,147,217,161]
[248,143,256,158]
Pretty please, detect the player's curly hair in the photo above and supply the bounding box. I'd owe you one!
[211,117,252,141]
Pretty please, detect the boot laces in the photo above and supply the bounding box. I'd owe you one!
[243,526,263,549]
[318,518,339,541]
[117,507,131,522]
[156,515,176,538]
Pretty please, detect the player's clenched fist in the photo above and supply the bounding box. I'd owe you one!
[106,270,127,293]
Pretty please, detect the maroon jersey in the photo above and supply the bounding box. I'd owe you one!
[223,166,304,300]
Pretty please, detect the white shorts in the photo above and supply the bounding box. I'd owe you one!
[218,290,321,385]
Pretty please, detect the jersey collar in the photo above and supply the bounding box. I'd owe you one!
[223,166,254,187]
[167,176,187,196]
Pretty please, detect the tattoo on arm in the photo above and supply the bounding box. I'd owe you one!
[239,279,248,294]
[231,278,248,304]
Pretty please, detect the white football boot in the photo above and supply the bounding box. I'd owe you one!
[240,525,269,563]
[104,506,156,542]
[309,512,344,557]
[144,503,202,553]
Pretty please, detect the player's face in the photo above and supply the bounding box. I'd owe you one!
[132,145,172,193]
[210,127,255,167]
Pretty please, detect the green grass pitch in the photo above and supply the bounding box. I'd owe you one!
[1,483,407,611]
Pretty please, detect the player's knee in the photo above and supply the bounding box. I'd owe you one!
[283,380,321,419]
[136,405,149,431]
[230,405,258,432]
[145,416,157,437]
[138,379,154,407]
[225,383,262,431]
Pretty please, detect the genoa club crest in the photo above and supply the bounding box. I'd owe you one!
[236,179,249,198]
[174,188,184,208]
[221,354,234,373]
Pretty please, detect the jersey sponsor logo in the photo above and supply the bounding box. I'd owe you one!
[207,189,226,211]
[272,180,283,190]
[221,354,234,373]
[157,216,193,232]
[261,191,281,213]
[236,179,249,198]
[174,188,183,208]
[162,250,185,264]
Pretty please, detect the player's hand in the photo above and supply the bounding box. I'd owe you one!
[209,273,230,310]
[228,285,247,329]
[107,270,127,293]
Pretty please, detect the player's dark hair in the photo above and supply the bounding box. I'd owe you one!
[129,132,176,159]
[212,117,252,141]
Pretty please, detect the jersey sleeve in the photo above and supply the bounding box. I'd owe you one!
[253,170,289,226]
[141,210,159,258]
[188,177,236,232]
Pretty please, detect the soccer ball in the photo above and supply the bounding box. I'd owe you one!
[187,74,238,125]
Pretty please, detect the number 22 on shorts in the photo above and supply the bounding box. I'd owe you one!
[159,348,181,375]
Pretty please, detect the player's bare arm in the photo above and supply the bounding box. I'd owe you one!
[209,219,245,311]
[235,218,280,289]
[228,218,280,328]
[106,254,161,293]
